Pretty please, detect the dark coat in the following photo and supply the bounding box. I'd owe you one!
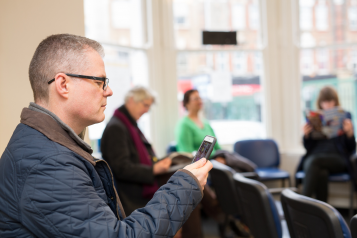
[0,108,203,238]
[296,112,356,180]
[101,106,157,215]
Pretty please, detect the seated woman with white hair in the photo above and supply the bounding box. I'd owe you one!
[101,86,172,215]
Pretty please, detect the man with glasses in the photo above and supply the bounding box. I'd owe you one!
[0,34,212,238]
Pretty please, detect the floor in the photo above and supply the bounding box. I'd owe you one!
[201,217,220,238]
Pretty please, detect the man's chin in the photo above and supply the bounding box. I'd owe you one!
[88,115,106,126]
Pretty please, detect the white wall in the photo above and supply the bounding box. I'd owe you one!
[0,0,86,153]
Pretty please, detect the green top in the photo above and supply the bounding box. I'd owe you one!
[175,116,221,157]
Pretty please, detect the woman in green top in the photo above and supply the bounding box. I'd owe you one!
[174,89,254,237]
[176,89,225,163]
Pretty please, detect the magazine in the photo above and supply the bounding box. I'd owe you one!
[305,107,346,139]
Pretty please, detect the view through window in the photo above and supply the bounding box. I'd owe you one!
[173,0,266,144]
[298,0,357,135]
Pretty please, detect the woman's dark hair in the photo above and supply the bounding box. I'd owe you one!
[317,86,340,109]
[183,89,198,109]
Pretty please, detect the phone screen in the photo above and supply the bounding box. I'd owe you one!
[192,137,214,163]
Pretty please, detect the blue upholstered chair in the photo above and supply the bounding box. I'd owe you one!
[233,173,283,238]
[234,139,290,186]
[281,189,351,238]
[166,141,177,154]
[209,162,244,237]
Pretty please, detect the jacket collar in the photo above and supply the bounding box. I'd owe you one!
[119,105,137,127]
[20,106,95,165]
[29,102,92,151]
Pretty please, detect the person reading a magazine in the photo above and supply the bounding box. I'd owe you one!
[297,86,356,202]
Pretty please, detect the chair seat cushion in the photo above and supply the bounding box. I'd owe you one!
[296,171,350,182]
[256,168,290,180]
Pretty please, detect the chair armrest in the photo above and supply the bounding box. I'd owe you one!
[239,172,259,180]
[268,187,298,195]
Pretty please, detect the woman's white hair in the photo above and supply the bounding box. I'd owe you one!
[124,86,157,103]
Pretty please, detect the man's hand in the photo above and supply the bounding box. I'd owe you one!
[303,123,312,138]
[153,158,172,175]
[183,158,213,189]
[214,156,226,165]
[343,119,354,138]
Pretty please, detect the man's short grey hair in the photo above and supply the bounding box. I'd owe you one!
[29,34,104,102]
[125,86,156,103]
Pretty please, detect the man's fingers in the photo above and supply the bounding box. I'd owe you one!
[201,173,209,187]
[200,160,213,174]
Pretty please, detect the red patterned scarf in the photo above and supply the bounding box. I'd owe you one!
[113,109,158,199]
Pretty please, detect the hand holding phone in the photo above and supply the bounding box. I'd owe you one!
[191,136,217,163]
[182,135,216,189]
[184,158,213,188]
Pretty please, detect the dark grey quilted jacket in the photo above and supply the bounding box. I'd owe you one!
[0,108,203,238]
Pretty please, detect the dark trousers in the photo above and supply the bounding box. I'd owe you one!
[182,185,223,238]
[158,174,223,238]
[302,153,346,202]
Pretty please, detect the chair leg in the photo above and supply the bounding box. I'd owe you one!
[283,178,291,188]
[350,182,354,219]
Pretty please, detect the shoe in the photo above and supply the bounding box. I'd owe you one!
[229,219,251,237]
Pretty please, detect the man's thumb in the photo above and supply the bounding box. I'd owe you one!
[184,158,207,171]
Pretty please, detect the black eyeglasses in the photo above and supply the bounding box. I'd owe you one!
[48,73,109,91]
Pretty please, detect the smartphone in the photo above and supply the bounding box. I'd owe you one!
[191,135,217,163]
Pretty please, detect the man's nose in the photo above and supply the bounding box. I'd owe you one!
[104,86,113,97]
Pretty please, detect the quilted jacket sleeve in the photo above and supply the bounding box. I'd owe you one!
[20,152,203,238]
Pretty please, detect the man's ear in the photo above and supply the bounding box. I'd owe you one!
[54,73,70,99]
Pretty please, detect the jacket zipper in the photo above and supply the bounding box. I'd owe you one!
[96,159,125,220]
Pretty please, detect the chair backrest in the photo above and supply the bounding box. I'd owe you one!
[209,163,242,217]
[166,141,177,154]
[234,173,282,238]
[233,139,280,168]
[281,189,351,238]
[350,215,357,238]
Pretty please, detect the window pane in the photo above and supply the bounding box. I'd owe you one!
[84,0,151,154]
[84,0,148,47]
[177,52,265,144]
[298,0,357,47]
[173,0,264,50]
[301,48,357,135]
